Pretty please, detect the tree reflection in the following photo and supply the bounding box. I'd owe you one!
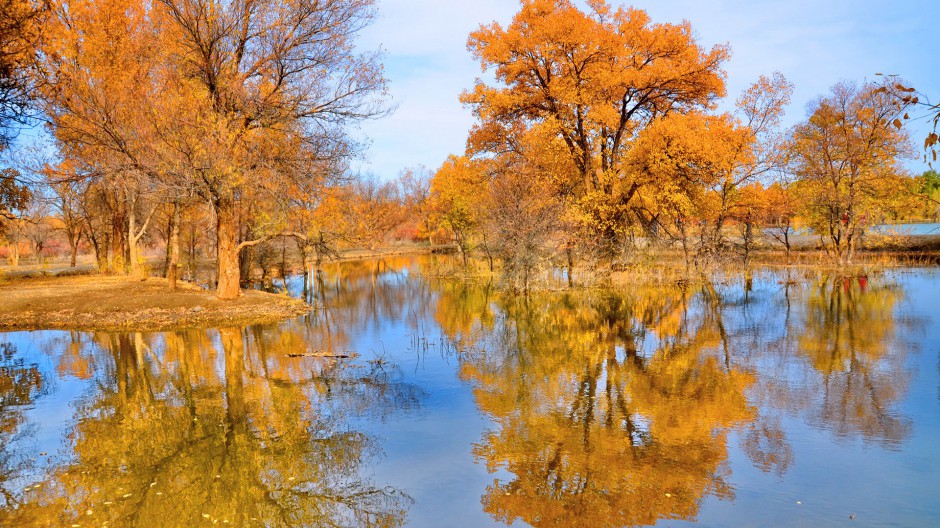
[449,285,758,527]
[0,327,414,527]
[796,276,912,446]
[441,271,915,527]
[0,342,46,509]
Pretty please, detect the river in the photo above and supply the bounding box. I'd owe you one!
[0,255,937,527]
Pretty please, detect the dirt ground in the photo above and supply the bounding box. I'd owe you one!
[0,275,310,332]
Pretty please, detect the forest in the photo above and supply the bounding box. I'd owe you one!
[1,0,939,298]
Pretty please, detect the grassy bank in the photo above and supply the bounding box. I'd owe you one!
[0,275,310,332]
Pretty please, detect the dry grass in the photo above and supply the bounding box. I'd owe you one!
[0,275,310,332]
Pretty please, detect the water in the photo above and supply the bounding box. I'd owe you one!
[767,222,940,238]
[0,256,938,527]
[870,223,940,236]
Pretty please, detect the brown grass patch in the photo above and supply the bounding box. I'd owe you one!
[0,275,310,332]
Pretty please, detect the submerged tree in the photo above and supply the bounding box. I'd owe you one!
[788,81,914,263]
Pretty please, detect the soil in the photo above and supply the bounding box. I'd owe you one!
[0,275,310,332]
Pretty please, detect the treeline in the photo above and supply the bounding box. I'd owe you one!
[0,166,435,276]
[2,0,939,295]
[421,0,939,290]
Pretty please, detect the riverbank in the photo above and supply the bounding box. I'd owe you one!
[0,275,310,332]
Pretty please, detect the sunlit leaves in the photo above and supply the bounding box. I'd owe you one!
[462,0,729,249]
[787,81,915,263]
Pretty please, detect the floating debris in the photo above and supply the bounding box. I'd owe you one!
[287,350,359,359]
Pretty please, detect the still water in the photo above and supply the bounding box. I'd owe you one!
[0,256,938,527]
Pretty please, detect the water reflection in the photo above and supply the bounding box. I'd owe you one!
[0,258,927,528]
[797,277,912,445]
[0,327,415,527]
[0,343,47,508]
[438,272,916,527]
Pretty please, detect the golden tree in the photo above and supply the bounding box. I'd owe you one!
[462,0,729,253]
[157,0,388,299]
[788,81,914,263]
[38,0,387,296]
[429,155,490,265]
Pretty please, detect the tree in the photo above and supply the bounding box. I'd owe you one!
[38,0,388,298]
[760,181,799,259]
[788,81,914,264]
[462,0,729,254]
[486,162,564,291]
[345,174,405,252]
[38,0,171,277]
[624,110,753,268]
[429,155,489,265]
[878,76,939,166]
[397,165,434,245]
[41,161,86,267]
[917,169,940,218]
[155,0,388,299]
[0,166,28,228]
[0,0,42,146]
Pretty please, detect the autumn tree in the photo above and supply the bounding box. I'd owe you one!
[1,0,42,223]
[0,166,28,228]
[627,110,752,266]
[38,0,387,297]
[38,0,171,277]
[709,73,793,251]
[485,162,565,291]
[430,155,490,265]
[760,181,799,258]
[0,0,43,146]
[155,0,388,299]
[788,81,914,263]
[463,0,729,255]
[879,76,938,165]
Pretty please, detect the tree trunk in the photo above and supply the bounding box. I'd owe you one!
[69,239,79,267]
[88,232,103,270]
[239,246,254,284]
[127,201,142,278]
[215,194,241,300]
[112,206,128,273]
[167,201,181,290]
[566,245,574,288]
[187,223,197,280]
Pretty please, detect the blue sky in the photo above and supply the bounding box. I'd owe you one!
[354,0,940,177]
